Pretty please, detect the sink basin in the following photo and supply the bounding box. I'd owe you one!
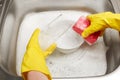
[0,0,120,80]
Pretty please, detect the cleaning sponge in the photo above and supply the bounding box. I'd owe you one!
[72,16,100,45]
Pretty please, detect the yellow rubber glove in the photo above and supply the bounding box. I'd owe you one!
[82,12,120,38]
[21,28,56,80]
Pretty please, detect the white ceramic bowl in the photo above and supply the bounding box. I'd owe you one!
[56,27,84,54]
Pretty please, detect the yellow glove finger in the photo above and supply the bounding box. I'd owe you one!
[44,43,57,58]
[27,28,40,48]
[82,22,106,38]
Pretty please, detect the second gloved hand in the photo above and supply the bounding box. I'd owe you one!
[82,12,120,38]
[21,28,56,80]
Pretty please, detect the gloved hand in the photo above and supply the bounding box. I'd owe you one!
[21,28,56,80]
[82,12,120,38]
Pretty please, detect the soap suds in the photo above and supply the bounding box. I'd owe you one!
[47,37,107,77]
[16,10,107,77]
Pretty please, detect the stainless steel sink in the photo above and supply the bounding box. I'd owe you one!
[0,0,120,80]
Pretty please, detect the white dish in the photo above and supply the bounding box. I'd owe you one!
[56,27,84,54]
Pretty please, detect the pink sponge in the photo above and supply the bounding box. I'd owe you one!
[72,16,100,45]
